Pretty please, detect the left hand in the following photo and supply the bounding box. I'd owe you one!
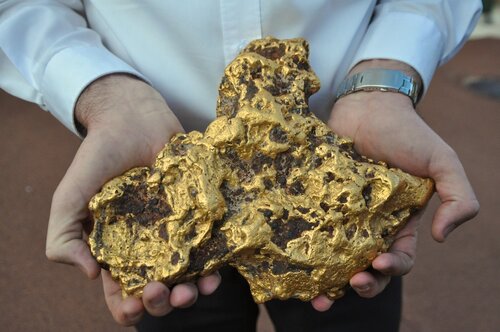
[310,82,478,311]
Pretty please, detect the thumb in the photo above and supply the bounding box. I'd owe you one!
[45,134,128,279]
[46,180,100,279]
[429,148,479,242]
[46,236,101,279]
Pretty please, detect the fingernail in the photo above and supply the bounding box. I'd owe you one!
[126,312,142,322]
[354,285,370,292]
[151,295,166,308]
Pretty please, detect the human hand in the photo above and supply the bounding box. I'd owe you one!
[45,74,221,325]
[309,65,479,311]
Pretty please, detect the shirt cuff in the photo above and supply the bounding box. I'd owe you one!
[40,45,148,137]
[348,11,444,95]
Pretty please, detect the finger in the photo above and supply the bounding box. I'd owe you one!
[350,271,391,298]
[170,282,198,308]
[311,295,334,312]
[197,272,222,295]
[102,270,144,326]
[429,149,479,242]
[372,251,414,276]
[143,281,173,317]
[372,214,419,276]
[433,199,479,241]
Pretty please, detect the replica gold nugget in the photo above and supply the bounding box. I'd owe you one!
[88,37,434,302]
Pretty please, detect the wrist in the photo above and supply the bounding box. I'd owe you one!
[75,74,184,155]
[337,89,414,107]
[335,89,415,121]
[330,90,414,141]
[75,74,157,134]
[75,73,183,155]
[335,60,422,106]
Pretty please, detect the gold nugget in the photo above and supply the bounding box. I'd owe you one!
[88,37,434,302]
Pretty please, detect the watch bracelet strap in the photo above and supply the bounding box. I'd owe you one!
[335,68,421,105]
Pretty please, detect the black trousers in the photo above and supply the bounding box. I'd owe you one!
[136,267,401,332]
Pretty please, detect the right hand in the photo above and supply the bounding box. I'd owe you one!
[45,74,221,325]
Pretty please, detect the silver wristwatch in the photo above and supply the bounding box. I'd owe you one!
[335,69,422,105]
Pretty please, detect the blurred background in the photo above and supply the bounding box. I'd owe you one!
[1,3,499,331]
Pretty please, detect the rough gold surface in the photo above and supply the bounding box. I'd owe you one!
[88,37,434,302]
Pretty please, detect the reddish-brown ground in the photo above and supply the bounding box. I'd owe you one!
[1,39,499,332]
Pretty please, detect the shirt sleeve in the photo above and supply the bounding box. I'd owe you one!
[0,0,147,136]
[349,0,482,93]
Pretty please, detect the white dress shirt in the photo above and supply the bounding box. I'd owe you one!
[0,0,481,135]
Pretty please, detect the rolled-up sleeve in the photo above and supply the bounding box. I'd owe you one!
[0,0,146,135]
[349,0,482,92]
